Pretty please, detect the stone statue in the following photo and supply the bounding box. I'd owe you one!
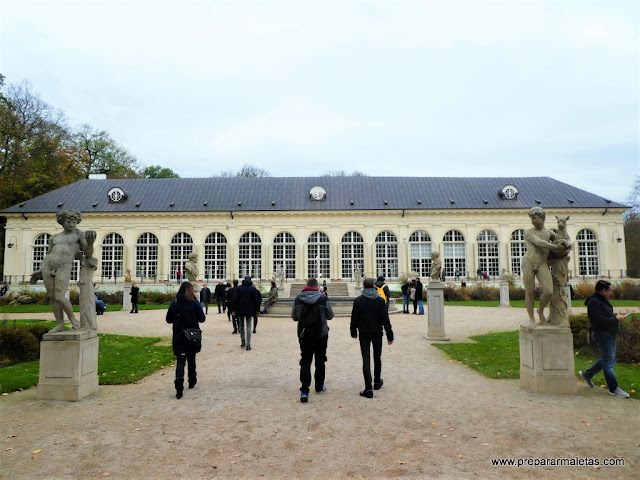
[123,269,132,283]
[30,210,97,333]
[185,252,198,283]
[547,215,573,327]
[500,268,514,284]
[278,265,286,288]
[430,251,442,281]
[521,207,571,327]
[353,267,361,283]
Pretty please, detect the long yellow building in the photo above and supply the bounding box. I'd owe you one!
[1,176,629,284]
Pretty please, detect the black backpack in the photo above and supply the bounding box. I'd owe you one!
[297,298,324,340]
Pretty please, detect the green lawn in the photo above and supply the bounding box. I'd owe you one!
[433,331,639,399]
[0,304,170,314]
[0,320,174,393]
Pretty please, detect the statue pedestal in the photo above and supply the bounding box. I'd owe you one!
[519,325,577,395]
[37,331,99,401]
[499,282,510,307]
[425,281,449,341]
[122,283,132,311]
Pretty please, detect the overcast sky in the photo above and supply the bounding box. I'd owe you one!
[2,1,638,203]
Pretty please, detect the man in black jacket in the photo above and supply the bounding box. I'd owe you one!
[350,277,394,398]
[214,281,226,314]
[291,278,334,403]
[199,284,212,314]
[579,280,629,398]
[226,280,238,333]
[231,277,261,351]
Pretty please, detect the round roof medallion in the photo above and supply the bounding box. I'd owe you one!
[501,185,518,200]
[309,185,327,201]
[108,187,126,203]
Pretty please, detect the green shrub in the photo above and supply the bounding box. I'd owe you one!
[144,290,175,305]
[470,284,499,301]
[570,313,640,363]
[613,280,640,301]
[0,327,40,365]
[96,290,123,304]
[508,285,526,300]
[573,282,593,300]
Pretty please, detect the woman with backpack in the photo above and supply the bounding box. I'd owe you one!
[166,281,206,399]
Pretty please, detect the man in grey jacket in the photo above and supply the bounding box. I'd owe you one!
[291,278,334,403]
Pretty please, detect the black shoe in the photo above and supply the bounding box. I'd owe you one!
[232,330,238,334]
[188,377,197,389]
[360,389,373,398]
[241,342,245,347]
[253,330,256,334]
[374,379,384,390]
[246,346,251,351]
[175,378,184,399]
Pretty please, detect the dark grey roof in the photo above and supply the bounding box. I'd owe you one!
[1,177,627,214]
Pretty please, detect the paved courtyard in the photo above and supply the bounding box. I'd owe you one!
[1,305,638,479]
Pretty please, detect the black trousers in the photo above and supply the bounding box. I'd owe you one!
[359,334,383,390]
[299,335,328,394]
[175,353,196,380]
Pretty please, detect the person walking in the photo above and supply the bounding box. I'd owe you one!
[350,277,394,398]
[413,277,424,315]
[130,281,139,314]
[579,280,630,398]
[291,277,334,403]
[166,281,206,399]
[231,276,261,351]
[199,283,212,314]
[226,280,239,333]
[374,276,391,312]
[214,281,226,314]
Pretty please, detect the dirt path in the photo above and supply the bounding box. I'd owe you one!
[1,306,638,479]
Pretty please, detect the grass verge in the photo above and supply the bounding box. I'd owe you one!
[0,320,174,394]
[433,331,639,400]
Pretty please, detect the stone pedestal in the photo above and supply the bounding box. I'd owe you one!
[37,330,99,401]
[519,325,577,395]
[122,283,132,311]
[499,282,510,307]
[425,281,449,341]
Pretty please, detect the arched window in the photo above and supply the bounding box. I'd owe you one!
[443,230,466,278]
[577,229,599,276]
[101,233,124,279]
[307,232,330,279]
[510,229,526,276]
[171,232,193,280]
[136,233,158,279]
[239,232,261,279]
[32,233,51,274]
[476,230,500,278]
[273,232,296,279]
[204,232,227,280]
[341,231,364,279]
[375,231,398,279]
[409,230,432,278]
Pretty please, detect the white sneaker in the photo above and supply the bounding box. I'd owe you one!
[609,387,630,398]
[579,371,594,388]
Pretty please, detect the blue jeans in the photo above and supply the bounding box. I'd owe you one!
[402,294,409,312]
[584,331,618,392]
[418,300,424,315]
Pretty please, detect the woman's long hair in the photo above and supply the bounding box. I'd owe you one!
[178,281,197,302]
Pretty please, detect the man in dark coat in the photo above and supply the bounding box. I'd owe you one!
[231,276,261,351]
[374,276,391,312]
[350,277,394,399]
[199,284,212,314]
[291,277,334,403]
[225,280,238,332]
[214,281,226,313]
[579,280,630,398]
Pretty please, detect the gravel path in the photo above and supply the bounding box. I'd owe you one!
[1,306,638,479]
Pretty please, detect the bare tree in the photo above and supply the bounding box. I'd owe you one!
[213,164,270,178]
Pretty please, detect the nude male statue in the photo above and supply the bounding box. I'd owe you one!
[521,207,570,326]
[30,210,96,333]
